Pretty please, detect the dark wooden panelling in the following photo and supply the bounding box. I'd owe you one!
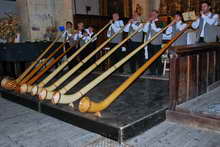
[215,49,220,81]
[169,43,220,109]
[198,53,208,95]
[99,0,132,17]
[73,14,111,46]
[169,54,179,110]
[208,51,216,86]
[187,55,198,99]
[178,57,187,103]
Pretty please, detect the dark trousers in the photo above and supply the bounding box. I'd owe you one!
[128,41,145,73]
[199,37,205,43]
[81,42,96,70]
[148,43,163,75]
[109,43,124,73]
[65,43,78,69]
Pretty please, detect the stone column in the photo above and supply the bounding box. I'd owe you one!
[16,0,73,42]
[153,0,161,11]
[16,0,31,41]
[54,0,73,27]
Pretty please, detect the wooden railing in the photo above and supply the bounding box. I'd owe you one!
[169,43,220,110]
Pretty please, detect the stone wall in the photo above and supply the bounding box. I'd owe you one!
[16,0,73,42]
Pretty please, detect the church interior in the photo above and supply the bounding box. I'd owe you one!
[0,0,220,146]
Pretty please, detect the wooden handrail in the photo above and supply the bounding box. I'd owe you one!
[169,42,220,55]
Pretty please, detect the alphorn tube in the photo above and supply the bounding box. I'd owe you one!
[38,24,125,100]
[51,23,172,105]
[79,24,191,113]
[31,22,111,96]
[1,34,61,89]
[39,24,143,100]
[20,45,74,94]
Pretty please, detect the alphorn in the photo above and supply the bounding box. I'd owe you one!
[19,45,74,94]
[51,23,172,105]
[31,22,111,96]
[2,40,64,86]
[38,24,143,100]
[1,33,62,89]
[17,42,65,85]
[8,42,65,92]
[79,24,191,115]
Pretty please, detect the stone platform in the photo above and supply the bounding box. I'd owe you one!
[0,74,169,142]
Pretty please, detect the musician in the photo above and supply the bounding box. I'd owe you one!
[79,26,97,69]
[68,22,85,68]
[124,11,145,73]
[55,21,73,69]
[192,1,219,43]
[84,25,97,50]
[107,13,125,73]
[70,22,84,47]
[62,21,73,42]
[79,26,96,47]
[166,11,188,46]
[143,10,163,76]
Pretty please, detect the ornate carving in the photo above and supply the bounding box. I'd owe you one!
[159,0,220,16]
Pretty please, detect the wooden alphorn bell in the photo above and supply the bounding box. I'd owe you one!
[79,23,191,117]
[30,22,111,96]
[19,44,74,94]
[50,22,171,106]
[38,24,143,101]
[1,33,62,89]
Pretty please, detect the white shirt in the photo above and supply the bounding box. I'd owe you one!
[79,29,95,43]
[124,20,143,32]
[107,20,124,37]
[62,30,72,41]
[82,35,91,43]
[143,19,161,40]
[72,31,83,41]
[192,12,219,37]
[85,29,97,42]
[166,21,187,35]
